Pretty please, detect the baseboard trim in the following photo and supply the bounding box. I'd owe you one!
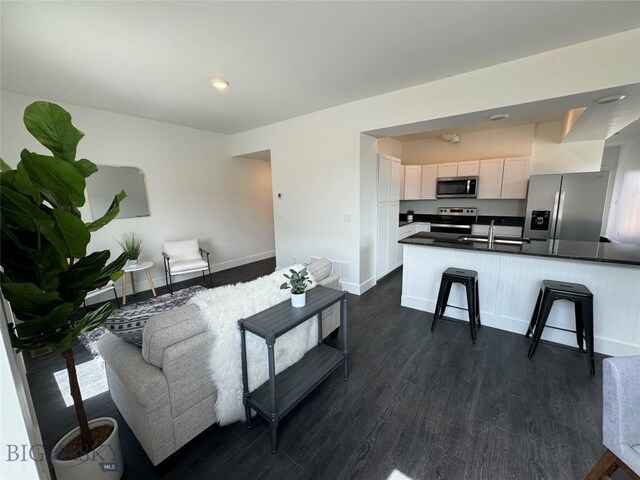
[400,295,640,357]
[339,281,360,295]
[359,276,377,295]
[212,250,275,273]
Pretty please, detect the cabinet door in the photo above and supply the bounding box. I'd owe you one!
[437,162,458,178]
[376,203,389,278]
[404,165,422,200]
[399,165,405,200]
[387,202,400,272]
[420,164,437,199]
[477,158,504,199]
[390,160,402,201]
[378,156,391,202]
[501,157,530,199]
[457,160,479,177]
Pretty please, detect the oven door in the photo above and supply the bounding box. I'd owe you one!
[436,177,478,198]
[430,221,473,235]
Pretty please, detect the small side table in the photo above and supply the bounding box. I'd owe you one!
[122,261,156,305]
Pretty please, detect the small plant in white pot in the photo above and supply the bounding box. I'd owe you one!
[117,232,143,267]
[280,268,312,307]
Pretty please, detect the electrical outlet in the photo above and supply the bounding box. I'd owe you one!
[343,214,352,222]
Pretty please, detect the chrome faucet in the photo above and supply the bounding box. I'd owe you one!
[487,220,495,249]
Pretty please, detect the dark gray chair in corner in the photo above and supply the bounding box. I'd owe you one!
[587,355,640,480]
[162,238,213,294]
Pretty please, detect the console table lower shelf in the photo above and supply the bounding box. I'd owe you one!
[239,286,348,453]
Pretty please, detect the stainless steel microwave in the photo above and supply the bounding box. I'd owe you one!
[436,176,478,198]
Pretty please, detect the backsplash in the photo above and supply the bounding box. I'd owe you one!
[400,198,525,217]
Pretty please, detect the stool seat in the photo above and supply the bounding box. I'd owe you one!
[526,279,595,375]
[541,280,593,297]
[443,267,478,280]
[432,267,481,343]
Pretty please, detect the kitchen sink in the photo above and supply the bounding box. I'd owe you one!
[458,235,531,245]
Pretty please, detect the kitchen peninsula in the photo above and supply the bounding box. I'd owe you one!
[400,233,640,356]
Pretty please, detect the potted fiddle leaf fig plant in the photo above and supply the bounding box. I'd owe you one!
[0,101,128,480]
[280,267,312,307]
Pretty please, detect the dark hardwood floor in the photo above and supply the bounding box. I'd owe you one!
[25,259,620,480]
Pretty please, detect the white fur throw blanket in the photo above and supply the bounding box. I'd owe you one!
[188,265,318,425]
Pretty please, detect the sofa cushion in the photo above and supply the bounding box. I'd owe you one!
[142,304,207,368]
[308,258,332,282]
[163,239,200,261]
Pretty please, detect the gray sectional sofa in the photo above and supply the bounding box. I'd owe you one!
[98,259,341,465]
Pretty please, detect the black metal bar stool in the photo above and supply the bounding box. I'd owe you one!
[431,267,481,343]
[525,280,595,375]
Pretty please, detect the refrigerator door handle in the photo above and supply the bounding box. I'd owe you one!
[549,191,560,239]
[555,190,566,240]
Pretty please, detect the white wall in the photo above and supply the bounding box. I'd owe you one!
[606,135,640,245]
[1,92,276,297]
[530,120,605,174]
[231,29,639,294]
[401,124,535,164]
[377,137,402,157]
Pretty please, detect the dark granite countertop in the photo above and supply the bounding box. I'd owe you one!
[399,232,640,266]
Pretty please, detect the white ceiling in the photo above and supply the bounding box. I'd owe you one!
[2,1,639,134]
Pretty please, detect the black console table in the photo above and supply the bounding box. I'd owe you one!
[238,286,348,452]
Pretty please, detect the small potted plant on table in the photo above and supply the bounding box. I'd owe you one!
[280,267,313,307]
[117,232,143,266]
[0,102,127,479]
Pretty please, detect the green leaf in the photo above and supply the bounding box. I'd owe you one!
[86,190,127,232]
[23,101,84,162]
[14,303,74,336]
[0,186,53,232]
[0,162,41,203]
[20,150,86,210]
[91,252,127,291]
[61,251,109,290]
[0,283,61,320]
[75,159,98,178]
[0,157,12,171]
[50,209,90,258]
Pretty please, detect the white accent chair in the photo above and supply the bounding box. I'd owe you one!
[162,238,212,294]
[84,280,120,308]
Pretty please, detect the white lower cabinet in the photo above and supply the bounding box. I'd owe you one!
[397,223,417,267]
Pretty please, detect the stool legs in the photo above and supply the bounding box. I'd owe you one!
[466,281,477,343]
[527,293,554,358]
[582,298,595,375]
[474,278,481,328]
[574,301,584,351]
[432,277,451,331]
[526,289,543,338]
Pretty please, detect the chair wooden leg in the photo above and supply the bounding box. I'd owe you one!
[586,449,640,480]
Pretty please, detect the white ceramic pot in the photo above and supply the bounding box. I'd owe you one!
[126,258,138,267]
[291,292,306,307]
[51,417,123,480]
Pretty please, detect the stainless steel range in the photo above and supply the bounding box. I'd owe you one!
[430,207,477,235]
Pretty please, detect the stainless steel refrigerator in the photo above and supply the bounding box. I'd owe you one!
[524,172,610,242]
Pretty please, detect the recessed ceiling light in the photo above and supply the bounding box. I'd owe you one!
[211,79,229,90]
[488,113,510,121]
[596,94,625,104]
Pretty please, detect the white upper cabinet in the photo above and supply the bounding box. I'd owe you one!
[457,160,479,177]
[390,159,402,201]
[378,155,401,202]
[501,157,530,199]
[437,162,458,179]
[477,158,504,199]
[420,164,437,199]
[399,165,406,200]
[404,165,422,200]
